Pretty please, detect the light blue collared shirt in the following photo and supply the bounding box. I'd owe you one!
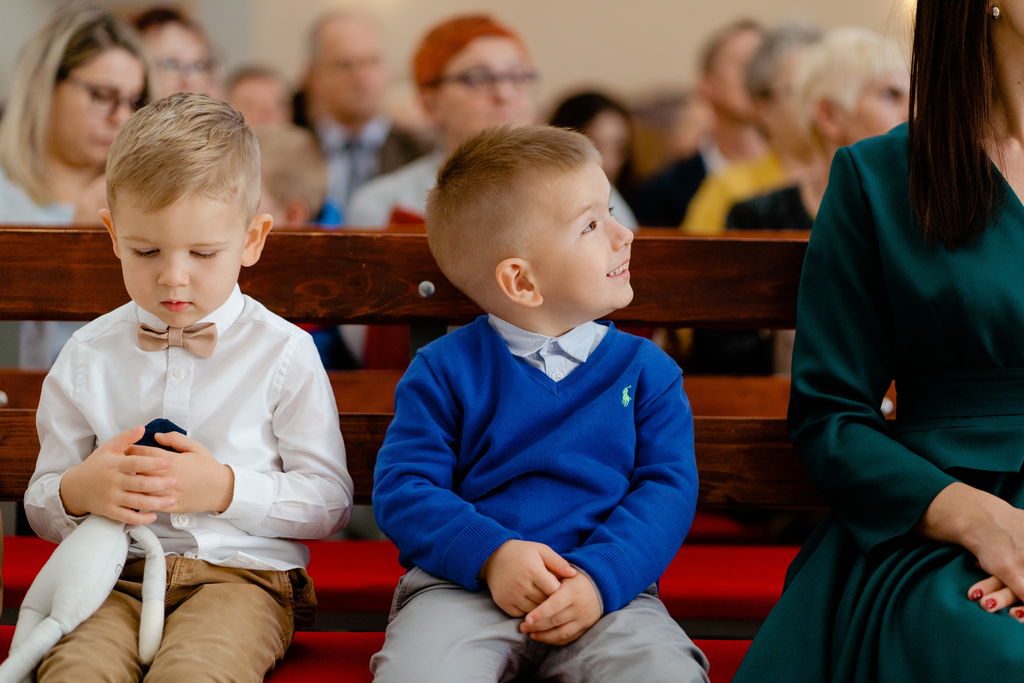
[488,315,608,382]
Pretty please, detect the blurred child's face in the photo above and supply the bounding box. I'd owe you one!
[524,160,634,332]
[101,195,271,328]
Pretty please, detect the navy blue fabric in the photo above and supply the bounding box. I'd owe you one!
[136,418,186,451]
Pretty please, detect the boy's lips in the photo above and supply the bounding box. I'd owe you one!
[161,301,191,313]
[607,260,630,277]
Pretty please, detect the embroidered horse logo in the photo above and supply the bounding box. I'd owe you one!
[621,385,632,407]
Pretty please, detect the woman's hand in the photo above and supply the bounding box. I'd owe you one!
[967,575,1024,621]
[921,482,1024,617]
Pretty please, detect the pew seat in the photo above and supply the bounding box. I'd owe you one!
[1,536,797,623]
[0,626,750,682]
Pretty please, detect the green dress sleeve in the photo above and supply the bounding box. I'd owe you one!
[788,146,957,553]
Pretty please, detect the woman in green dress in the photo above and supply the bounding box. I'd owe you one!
[735,2,1024,680]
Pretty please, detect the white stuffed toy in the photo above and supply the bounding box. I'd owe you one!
[0,419,180,682]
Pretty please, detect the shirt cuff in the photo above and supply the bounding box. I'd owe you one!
[38,472,88,540]
[217,466,273,528]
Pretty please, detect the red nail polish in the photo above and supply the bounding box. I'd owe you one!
[1015,609,1024,619]
[971,590,983,601]
[985,598,997,610]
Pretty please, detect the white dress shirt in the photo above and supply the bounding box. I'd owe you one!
[26,286,353,571]
[488,315,608,382]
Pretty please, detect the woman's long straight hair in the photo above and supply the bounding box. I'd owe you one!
[909,0,1001,248]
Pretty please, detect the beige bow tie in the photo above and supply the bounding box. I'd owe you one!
[137,322,217,358]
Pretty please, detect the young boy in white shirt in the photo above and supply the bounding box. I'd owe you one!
[25,93,353,681]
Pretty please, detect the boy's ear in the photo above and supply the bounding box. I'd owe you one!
[495,258,543,308]
[241,213,274,267]
[99,209,122,259]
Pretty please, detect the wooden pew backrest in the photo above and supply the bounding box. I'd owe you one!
[0,227,822,509]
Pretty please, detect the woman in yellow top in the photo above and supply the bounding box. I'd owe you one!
[681,22,820,235]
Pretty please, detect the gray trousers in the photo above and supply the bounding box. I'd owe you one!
[370,567,710,683]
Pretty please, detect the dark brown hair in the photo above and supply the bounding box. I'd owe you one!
[548,90,636,193]
[909,0,1000,248]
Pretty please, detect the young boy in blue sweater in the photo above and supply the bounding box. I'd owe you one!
[371,125,708,681]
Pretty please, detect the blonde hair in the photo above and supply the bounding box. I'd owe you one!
[253,123,327,220]
[794,27,908,139]
[426,125,599,302]
[0,1,152,205]
[106,93,260,220]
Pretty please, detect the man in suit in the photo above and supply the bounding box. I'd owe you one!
[299,11,432,224]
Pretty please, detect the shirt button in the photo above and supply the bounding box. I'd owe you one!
[552,370,564,381]
[174,514,190,526]
[172,368,185,380]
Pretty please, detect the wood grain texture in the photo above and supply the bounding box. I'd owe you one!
[0,227,807,326]
[0,368,796,416]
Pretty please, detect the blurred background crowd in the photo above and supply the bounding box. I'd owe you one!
[0,0,914,374]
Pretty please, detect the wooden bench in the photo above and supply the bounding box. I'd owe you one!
[0,225,821,680]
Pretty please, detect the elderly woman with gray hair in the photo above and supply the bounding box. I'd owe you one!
[680,20,822,235]
[726,27,910,232]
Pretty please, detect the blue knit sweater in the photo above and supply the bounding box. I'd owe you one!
[373,317,698,613]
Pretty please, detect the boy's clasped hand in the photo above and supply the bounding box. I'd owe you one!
[481,539,602,645]
[59,426,234,525]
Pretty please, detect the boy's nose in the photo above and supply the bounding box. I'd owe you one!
[157,258,189,286]
[612,220,634,249]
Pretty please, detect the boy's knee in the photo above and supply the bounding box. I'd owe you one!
[371,651,517,683]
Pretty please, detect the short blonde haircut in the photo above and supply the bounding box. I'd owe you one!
[426,125,599,302]
[794,27,907,139]
[0,1,152,205]
[254,123,327,220]
[106,93,260,220]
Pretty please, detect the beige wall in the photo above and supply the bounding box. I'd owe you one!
[2,0,913,112]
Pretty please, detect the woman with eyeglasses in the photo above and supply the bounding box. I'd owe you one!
[133,6,220,98]
[0,2,152,367]
[346,14,538,227]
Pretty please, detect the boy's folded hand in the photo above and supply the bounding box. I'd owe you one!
[60,426,177,524]
[127,432,235,514]
[519,572,602,645]
[481,540,577,617]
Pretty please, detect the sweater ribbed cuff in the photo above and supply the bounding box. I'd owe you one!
[441,516,520,590]
[565,543,640,614]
